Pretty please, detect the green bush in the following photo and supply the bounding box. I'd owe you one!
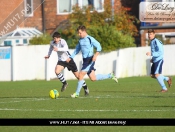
[61,25,135,52]
[29,33,52,45]
[88,26,135,52]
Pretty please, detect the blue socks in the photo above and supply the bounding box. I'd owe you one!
[96,74,111,80]
[75,80,85,95]
[75,74,111,95]
[162,76,169,81]
[156,75,167,90]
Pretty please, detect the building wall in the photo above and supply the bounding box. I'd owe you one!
[1,0,174,47]
[24,0,122,34]
[0,0,124,35]
[44,0,69,34]
[0,0,23,23]
[22,1,43,32]
[0,0,24,35]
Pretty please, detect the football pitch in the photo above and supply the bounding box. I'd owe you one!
[0,76,175,131]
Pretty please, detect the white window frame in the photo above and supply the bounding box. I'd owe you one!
[57,0,104,15]
[24,0,33,17]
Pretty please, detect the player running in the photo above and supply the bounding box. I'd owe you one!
[67,25,118,98]
[45,32,89,96]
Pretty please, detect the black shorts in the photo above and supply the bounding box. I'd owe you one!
[82,56,96,75]
[151,59,163,75]
[57,58,78,72]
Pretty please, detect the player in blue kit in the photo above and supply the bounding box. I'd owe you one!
[66,25,118,98]
[146,29,172,92]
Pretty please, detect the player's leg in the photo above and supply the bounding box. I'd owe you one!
[67,58,89,96]
[72,71,89,96]
[87,63,118,83]
[71,71,87,98]
[150,62,155,79]
[153,60,167,92]
[153,60,172,88]
[88,71,118,82]
[55,62,68,92]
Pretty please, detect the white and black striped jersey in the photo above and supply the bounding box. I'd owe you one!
[47,39,70,61]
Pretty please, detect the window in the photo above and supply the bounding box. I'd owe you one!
[4,41,12,46]
[94,0,103,11]
[24,0,33,17]
[16,40,19,43]
[23,39,28,44]
[57,0,104,14]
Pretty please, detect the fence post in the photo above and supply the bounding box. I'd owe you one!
[45,59,50,81]
[11,45,15,81]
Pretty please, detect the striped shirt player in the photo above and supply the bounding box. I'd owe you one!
[146,29,172,92]
[48,39,70,61]
[45,32,89,95]
[69,25,118,98]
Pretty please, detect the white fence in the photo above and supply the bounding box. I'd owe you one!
[0,45,175,81]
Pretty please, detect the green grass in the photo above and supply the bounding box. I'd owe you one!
[0,76,175,131]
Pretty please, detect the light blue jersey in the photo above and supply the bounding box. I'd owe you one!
[70,35,102,59]
[150,38,164,63]
[70,34,118,97]
[149,37,170,91]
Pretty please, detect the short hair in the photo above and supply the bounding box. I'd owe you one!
[148,29,155,33]
[77,25,86,32]
[52,32,61,38]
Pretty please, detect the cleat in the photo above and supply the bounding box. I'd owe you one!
[71,93,79,98]
[84,87,89,96]
[167,77,172,88]
[160,89,168,93]
[61,82,68,92]
[110,72,118,83]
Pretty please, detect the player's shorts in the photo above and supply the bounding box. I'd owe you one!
[151,59,163,74]
[81,56,96,75]
[57,58,78,72]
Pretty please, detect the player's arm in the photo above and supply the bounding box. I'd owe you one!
[45,42,53,59]
[92,52,100,61]
[66,43,80,63]
[91,38,102,61]
[70,43,81,59]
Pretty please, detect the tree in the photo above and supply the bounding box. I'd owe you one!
[29,33,52,45]
[60,0,139,51]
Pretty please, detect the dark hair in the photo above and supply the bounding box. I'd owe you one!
[77,25,86,32]
[148,29,155,33]
[52,32,61,38]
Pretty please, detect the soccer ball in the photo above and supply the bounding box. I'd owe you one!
[49,89,59,99]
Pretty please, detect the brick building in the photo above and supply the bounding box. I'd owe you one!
[2,0,174,47]
[0,0,122,36]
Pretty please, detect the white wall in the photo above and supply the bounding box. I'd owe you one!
[0,47,11,81]
[0,45,175,81]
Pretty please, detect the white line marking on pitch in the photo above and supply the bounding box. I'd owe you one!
[0,93,175,104]
[0,98,50,104]
[0,108,175,112]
